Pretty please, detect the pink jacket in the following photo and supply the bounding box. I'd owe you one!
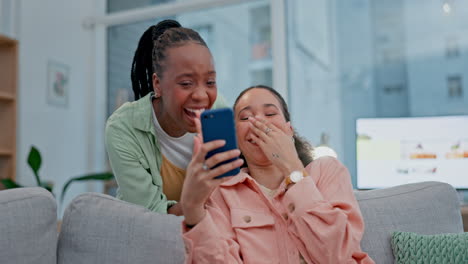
[182,157,374,264]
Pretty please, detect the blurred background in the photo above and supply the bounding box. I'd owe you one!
[1,0,467,215]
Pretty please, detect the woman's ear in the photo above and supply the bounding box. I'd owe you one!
[152,73,162,98]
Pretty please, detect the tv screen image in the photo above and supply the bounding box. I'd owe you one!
[356,115,468,189]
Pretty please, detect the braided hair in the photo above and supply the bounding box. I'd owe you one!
[233,85,314,167]
[131,19,208,100]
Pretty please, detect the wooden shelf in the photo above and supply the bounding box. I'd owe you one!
[0,34,17,181]
[0,149,13,156]
[0,92,15,101]
[0,35,18,45]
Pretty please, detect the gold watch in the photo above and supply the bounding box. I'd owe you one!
[285,169,308,185]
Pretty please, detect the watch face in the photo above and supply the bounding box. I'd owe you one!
[290,171,303,183]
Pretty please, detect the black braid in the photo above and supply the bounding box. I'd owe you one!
[131,19,209,100]
[131,20,182,100]
[131,26,156,100]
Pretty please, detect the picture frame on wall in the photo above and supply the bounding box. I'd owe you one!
[47,60,69,107]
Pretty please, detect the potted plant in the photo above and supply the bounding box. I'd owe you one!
[0,146,114,204]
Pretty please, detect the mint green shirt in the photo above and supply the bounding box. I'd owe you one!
[105,92,227,213]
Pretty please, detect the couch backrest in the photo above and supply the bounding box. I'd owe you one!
[56,181,464,264]
[0,187,58,264]
[57,192,185,264]
[355,181,464,264]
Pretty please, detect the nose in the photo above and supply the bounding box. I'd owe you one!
[192,86,209,101]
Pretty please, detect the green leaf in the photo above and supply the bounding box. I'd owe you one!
[0,179,23,189]
[27,146,42,186]
[61,172,114,203]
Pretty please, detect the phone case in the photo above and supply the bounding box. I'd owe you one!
[201,108,240,178]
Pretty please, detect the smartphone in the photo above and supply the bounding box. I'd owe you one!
[201,108,240,178]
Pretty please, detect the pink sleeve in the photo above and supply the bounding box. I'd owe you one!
[281,157,373,264]
[181,192,242,264]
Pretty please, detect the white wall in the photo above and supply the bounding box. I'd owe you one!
[0,0,18,38]
[16,0,104,216]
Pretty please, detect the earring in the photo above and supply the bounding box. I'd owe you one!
[291,137,295,143]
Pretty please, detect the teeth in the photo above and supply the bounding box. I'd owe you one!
[186,108,205,113]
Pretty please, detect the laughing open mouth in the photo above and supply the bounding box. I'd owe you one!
[184,108,205,118]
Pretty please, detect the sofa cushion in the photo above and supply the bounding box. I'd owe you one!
[391,231,468,263]
[0,187,58,264]
[355,181,464,264]
[58,192,185,264]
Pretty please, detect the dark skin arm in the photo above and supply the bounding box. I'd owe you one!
[168,202,183,216]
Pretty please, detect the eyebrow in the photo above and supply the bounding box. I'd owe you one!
[237,104,279,117]
[175,71,216,79]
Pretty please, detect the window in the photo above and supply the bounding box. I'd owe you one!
[286,0,468,186]
[446,36,460,59]
[107,0,172,14]
[447,75,463,98]
[106,0,271,116]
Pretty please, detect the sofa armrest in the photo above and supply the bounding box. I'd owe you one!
[0,187,58,264]
[355,181,463,264]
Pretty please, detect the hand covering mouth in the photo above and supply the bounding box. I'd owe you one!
[248,138,257,145]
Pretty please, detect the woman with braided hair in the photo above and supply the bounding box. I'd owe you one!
[105,19,229,215]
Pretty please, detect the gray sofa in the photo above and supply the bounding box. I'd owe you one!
[0,181,464,264]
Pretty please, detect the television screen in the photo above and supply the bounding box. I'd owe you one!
[356,115,468,189]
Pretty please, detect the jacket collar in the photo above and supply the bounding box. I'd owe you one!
[221,169,254,187]
[220,168,289,197]
[132,92,156,134]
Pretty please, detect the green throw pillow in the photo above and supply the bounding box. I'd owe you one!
[391,231,468,264]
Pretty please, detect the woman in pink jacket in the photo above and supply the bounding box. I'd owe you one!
[179,85,375,264]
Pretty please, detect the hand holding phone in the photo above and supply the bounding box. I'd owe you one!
[180,108,242,226]
[201,108,241,178]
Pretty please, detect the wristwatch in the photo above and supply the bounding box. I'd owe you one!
[285,169,308,186]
